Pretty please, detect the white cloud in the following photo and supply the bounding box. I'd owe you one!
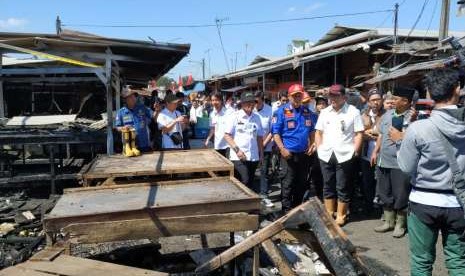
[304,2,325,13]
[288,6,296,12]
[0,18,28,29]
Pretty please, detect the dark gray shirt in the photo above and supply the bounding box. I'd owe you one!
[378,109,413,169]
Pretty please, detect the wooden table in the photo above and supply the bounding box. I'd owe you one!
[79,149,234,186]
[43,177,259,246]
[0,246,167,276]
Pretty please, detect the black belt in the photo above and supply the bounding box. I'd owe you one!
[413,186,455,195]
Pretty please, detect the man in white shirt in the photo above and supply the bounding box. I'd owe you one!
[315,84,364,226]
[254,91,274,207]
[157,94,188,150]
[205,92,233,157]
[271,90,289,115]
[224,92,264,190]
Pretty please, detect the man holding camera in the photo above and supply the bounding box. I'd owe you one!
[157,94,188,150]
[398,68,465,275]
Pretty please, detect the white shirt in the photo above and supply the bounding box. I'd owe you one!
[189,105,204,123]
[210,106,233,150]
[315,103,364,163]
[225,110,264,161]
[254,103,273,152]
[157,108,183,149]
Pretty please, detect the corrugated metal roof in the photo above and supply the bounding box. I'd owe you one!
[365,59,445,84]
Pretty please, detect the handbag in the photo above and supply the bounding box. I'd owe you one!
[169,112,183,146]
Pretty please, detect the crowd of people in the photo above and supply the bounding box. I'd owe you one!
[115,68,465,275]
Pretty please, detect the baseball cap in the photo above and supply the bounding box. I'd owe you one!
[288,84,304,96]
[240,92,255,103]
[367,87,382,100]
[302,92,311,103]
[329,84,346,96]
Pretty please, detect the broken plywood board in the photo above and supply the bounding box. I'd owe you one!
[6,115,77,126]
[80,149,233,185]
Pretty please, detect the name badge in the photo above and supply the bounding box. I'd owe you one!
[287,120,296,129]
[305,120,312,127]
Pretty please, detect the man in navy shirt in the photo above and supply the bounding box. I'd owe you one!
[115,88,154,156]
[272,84,318,212]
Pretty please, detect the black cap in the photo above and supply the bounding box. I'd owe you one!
[240,92,255,103]
[175,92,185,98]
[393,87,415,101]
[164,93,180,104]
[367,87,382,100]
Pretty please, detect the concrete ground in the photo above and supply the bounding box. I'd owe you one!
[190,140,449,276]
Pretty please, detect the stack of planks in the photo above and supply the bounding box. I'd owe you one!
[195,198,378,276]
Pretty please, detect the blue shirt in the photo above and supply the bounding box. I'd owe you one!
[271,103,318,153]
[115,104,153,150]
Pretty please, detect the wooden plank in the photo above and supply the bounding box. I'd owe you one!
[29,246,64,262]
[6,115,77,126]
[303,198,361,276]
[253,246,260,276]
[0,266,52,276]
[62,213,259,244]
[81,149,233,181]
[195,201,311,274]
[261,239,297,276]
[18,255,167,276]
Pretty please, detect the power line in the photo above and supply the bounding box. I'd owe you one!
[215,17,230,72]
[62,9,393,29]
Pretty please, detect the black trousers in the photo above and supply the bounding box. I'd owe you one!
[361,159,376,207]
[377,167,410,210]
[308,154,323,199]
[320,153,354,203]
[216,148,229,158]
[233,160,259,192]
[281,152,310,212]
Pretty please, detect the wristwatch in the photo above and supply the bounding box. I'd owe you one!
[233,146,240,153]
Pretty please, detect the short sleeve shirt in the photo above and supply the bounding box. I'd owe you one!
[225,110,264,161]
[210,107,233,150]
[378,109,413,169]
[315,103,364,163]
[157,108,183,149]
[254,104,273,152]
[115,104,153,150]
[271,103,318,153]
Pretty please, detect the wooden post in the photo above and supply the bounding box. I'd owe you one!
[49,145,56,195]
[261,239,297,276]
[253,246,260,276]
[0,51,4,118]
[105,48,114,155]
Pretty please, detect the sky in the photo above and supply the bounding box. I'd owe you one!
[2,0,464,80]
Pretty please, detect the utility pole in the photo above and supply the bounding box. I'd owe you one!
[215,17,230,72]
[55,16,62,35]
[234,51,240,71]
[244,43,249,67]
[202,58,205,80]
[204,49,211,78]
[439,0,450,41]
[393,3,399,66]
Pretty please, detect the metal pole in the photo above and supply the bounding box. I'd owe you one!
[439,0,450,41]
[202,58,205,80]
[301,62,305,86]
[393,3,399,66]
[105,49,114,155]
[0,51,4,118]
[49,145,56,195]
